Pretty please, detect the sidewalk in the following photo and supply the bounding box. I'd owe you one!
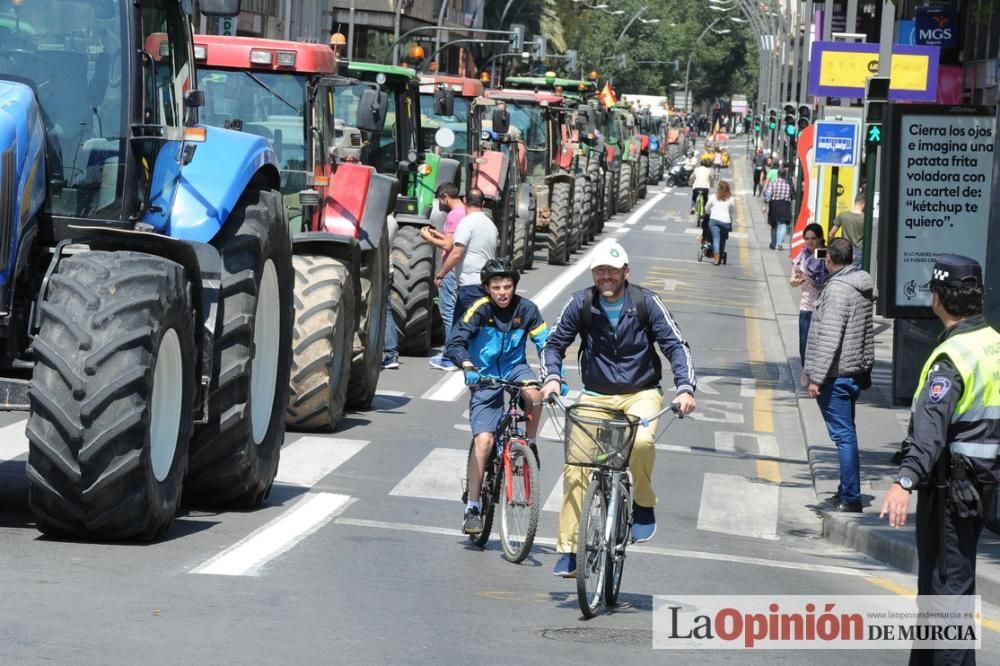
[735,157,1000,602]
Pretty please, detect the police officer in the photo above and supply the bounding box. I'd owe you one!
[880,255,1000,665]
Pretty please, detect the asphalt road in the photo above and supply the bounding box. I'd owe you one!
[1,155,998,664]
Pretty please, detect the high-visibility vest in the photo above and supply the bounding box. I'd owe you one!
[915,325,1000,460]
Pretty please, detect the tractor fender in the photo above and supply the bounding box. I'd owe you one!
[515,182,534,223]
[358,172,399,256]
[433,157,461,192]
[395,213,431,230]
[640,135,650,152]
[157,125,280,243]
[52,226,222,422]
[293,231,363,315]
[473,149,509,201]
[321,161,376,239]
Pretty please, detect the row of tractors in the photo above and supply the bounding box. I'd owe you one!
[0,0,678,543]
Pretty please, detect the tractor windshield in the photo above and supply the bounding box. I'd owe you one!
[198,68,309,196]
[334,82,398,175]
[0,0,128,218]
[504,101,547,176]
[419,93,470,155]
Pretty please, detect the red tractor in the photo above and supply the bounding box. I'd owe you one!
[484,88,580,265]
[194,35,396,431]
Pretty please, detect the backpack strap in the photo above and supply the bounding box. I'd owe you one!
[578,284,651,335]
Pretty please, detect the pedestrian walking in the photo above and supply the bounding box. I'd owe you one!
[382,214,400,369]
[880,255,999,666]
[804,238,875,513]
[751,148,767,197]
[790,223,829,368]
[435,188,497,345]
[705,180,736,266]
[421,183,466,371]
[829,191,866,269]
[764,167,794,250]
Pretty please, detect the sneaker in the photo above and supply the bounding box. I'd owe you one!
[463,506,483,534]
[815,493,842,510]
[553,553,577,577]
[429,355,458,372]
[631,503,656,543]
[828,500,863,513]
[381,356,400,370]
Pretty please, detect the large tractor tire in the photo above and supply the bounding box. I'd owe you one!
[286,254,356,431]
[617,162,633,214]
[587,163,601,242]
[347,228,389,409]
[509,185,530,270]
[649,154,664,185]
[187,189,293,507]
[27,251,195,541]
[391,225,435,356]
[547,182,571,266]
[603,169,615,223]
[572,175,589,253]
[638,155,649,200]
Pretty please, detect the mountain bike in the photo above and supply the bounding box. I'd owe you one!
[461,377,541,563]
[547,396,682,618]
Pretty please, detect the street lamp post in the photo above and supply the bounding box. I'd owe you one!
[683,19,734,113]
[617,6,659,42]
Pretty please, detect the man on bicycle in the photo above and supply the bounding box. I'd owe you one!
[541,241,697,577]
[447,258,549,535]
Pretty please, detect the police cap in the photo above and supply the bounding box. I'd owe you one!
[928,254,983,289]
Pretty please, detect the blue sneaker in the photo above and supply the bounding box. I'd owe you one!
[553,553,576,578]
[428,355,457,371]
[631,504,656,543]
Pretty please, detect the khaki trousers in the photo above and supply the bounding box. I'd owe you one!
[556,388,663,553]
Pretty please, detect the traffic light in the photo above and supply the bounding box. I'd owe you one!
[782,103,796,136]
[767,109,777,131]
[864,76,889,148]
[509,24,525,52]
[565,49,577,73]
[754,114,761,133]
[531,35,547,60]
[797,104,811,132]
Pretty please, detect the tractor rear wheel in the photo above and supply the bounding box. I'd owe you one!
[547,182,571,266]
[187,189,293,506]
[27,251,195,541]
[347,228,388,409]
[286,254,355,431]
[391,225,435,356]
[603,170,614,223]
[649,154,663,185]
[573,175,588,252]
[617,162,633,213]
[638,155,649,199]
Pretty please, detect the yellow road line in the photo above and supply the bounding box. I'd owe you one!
[864,576,1000,634]
[745,306,778,484]
[733,166,753,277]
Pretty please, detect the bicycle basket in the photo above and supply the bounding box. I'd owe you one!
[563,404,640,471]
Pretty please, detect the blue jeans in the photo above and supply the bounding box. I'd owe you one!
[816,377,862,504]
[437,271,457,340]
[798,310,812,365]
[709,219,731,256]
[384,272,398,358]
[771,222,789,248]
[453,284,485,335]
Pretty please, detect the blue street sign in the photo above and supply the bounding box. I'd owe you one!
[814,121,859,166]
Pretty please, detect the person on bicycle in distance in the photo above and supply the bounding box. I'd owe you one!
[690,158,713,215]
[447,258,549,535]
[541,241,697,577]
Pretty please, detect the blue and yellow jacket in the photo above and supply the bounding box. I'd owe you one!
[446,295,549,379]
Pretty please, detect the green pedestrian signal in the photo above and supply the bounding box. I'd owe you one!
[754,124,760,132]
[866,124,882,145]
[785,124,796,136]
[768,121,776,130]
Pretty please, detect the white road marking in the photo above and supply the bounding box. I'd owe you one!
[539,417,561,442]
[614,227,628,234]
[0,419,28,462]
[740,377,757,398]
[688,399,745,424]
[423,193,667,402]
[192,493,354,576]
[697,473,778,541]
[713,431,778,457]
[684,228,701,235]
[453,423,472,432]
[389,447,467,502]
[375,390,407,398]
[604,221,625,228]
[333,517,873,577]
[642,225,666,232]
[542,476,563,512]
[274,437,368,488]
[694,375,720,395]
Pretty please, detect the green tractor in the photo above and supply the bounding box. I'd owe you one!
[337,63,461,355]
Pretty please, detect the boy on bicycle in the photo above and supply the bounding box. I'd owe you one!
[541,241,697,577]
[447,258,549,535]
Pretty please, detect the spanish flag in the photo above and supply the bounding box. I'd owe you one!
[600,83,617,109]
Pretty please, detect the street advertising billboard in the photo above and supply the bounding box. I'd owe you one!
[814,121,858,166]
[914,5,958,48]
[808,41,940,101]
[877,104,996,318]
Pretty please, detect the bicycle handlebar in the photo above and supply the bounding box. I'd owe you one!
[639,403,683,428]
[471,376,541,390]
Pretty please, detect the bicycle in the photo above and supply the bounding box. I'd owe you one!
[461,377,541,563]
[546,396,682,618]
[692,189,706,227]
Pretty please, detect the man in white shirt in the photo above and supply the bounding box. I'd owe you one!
[435,188,498,337]
[690,159,713,214]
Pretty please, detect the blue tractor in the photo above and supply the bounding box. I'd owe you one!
[0,0,293,540]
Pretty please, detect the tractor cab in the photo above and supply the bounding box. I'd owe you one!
[418,74,483,187]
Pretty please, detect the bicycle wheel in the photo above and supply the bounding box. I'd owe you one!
[605,480,631,605]
[499,442,540,563]
[466,440,497,547]
[576,475,608,619]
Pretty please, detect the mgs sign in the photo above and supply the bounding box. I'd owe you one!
[915,7,957,48]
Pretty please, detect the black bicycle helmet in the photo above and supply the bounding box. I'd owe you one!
[480,257,520,287]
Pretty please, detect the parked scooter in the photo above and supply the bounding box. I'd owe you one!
[666,161,694,187]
